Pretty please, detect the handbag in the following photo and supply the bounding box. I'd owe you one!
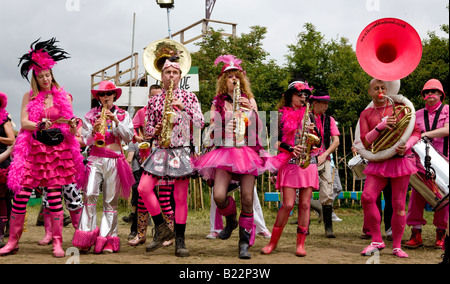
[33,128,64,146]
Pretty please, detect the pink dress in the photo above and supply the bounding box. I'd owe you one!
[21,106,77,189]
[194,93,268,181]
[273,107,319,190]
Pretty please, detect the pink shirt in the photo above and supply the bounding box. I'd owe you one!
[415,103,449,156]
[313,113,340,158]
[132,107,147,130]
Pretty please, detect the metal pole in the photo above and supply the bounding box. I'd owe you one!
[128,13,136,112]
[167,8,172,39]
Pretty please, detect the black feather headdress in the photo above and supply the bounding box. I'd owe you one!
[18,38,70,81]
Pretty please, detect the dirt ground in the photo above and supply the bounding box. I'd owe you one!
[0,207,445,265]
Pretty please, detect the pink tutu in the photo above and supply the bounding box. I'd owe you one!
[22,138,77,189]
[363,154,417,178]
[193,146,266,181]
[276,163,319,190]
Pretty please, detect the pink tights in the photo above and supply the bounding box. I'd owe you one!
[138,174,189,224]
[274,187,312,230]
[362,174,410,249]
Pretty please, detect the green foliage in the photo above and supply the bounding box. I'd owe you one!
[191,26,289,115]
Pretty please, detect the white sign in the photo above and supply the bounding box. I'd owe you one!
[116,66,199,107]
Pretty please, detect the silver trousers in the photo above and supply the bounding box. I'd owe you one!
[79,155,120,237]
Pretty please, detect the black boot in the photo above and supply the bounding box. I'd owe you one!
[322,205,335,238]
[174,223,189,257]
[175,235,190,257]
[440,235,450,265]
[238,226,251,259]
[146,222,175,252]
[218,213,238,240]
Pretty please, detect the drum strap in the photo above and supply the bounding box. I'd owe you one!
[424,105,448,157]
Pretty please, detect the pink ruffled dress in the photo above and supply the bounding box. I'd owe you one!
[194,93,268,181]
[22,106,77,189]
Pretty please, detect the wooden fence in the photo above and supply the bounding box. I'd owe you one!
[187,126,365,210]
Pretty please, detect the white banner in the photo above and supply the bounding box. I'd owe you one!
[116,66,199,107]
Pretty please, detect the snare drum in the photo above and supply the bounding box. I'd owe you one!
[411,139,449,211]
[348,155,368,180]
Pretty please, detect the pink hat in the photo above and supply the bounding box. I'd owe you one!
[91,81,122,101]
[421,79,445,101]
[214,55,244,78]
[0,92,7,109]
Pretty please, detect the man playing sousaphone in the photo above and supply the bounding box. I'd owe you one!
[358,79,421,258]
[137,40,204,257]
[73,81,135,254]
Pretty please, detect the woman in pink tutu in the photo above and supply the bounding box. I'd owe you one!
[194,55,267,259]
[358,79,421,258]
[0,38,85,258]
[261,81,320,257]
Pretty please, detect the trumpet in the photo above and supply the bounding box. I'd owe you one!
[94,104,107,147]
[370,94,413,154]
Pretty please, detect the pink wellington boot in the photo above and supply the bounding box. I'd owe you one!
[0,213,26,256]
[69,209,82,230]
[38,209,53,246]
[51,213,65,258]
[261,226,283,255]
[296,227,308,257]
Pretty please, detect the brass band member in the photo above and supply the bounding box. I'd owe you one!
[138,55,204,257]
[72,81,134,254]
[261,81,320,257]
[405,79,448,249]
[359,79,421,258]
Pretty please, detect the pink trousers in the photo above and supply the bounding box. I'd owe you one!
[406,188,448,230]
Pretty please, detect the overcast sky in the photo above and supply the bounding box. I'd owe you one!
[0,0,448,130]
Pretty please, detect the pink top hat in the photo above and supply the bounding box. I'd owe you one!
[91,81,122,101]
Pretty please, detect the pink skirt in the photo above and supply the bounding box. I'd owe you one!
[21,138,77,189]
[363,154,417,178]
[193,146,266,181]
[276,163,319,190]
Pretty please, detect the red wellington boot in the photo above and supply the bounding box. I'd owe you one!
[261,226,283,255]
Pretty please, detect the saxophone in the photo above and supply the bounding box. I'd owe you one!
[297,102,320,169]
[232,79,247,146]
[94,104,107,147]
[158,79,176,148]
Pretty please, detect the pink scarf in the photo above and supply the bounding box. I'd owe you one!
[89,146,135,199]
[7,86,86,194]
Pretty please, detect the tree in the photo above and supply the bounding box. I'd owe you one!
[285,23,371,128]
[191,26,289,115]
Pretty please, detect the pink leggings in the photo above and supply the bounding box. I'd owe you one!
[138,174,189,224]
[362,174,410,249]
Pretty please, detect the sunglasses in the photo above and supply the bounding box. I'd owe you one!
[97,91,115,97]
[423,89,439,95]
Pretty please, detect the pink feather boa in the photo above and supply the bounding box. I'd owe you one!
[0,109,9,125]
[269,107,307,168]
[7,86,87,194]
